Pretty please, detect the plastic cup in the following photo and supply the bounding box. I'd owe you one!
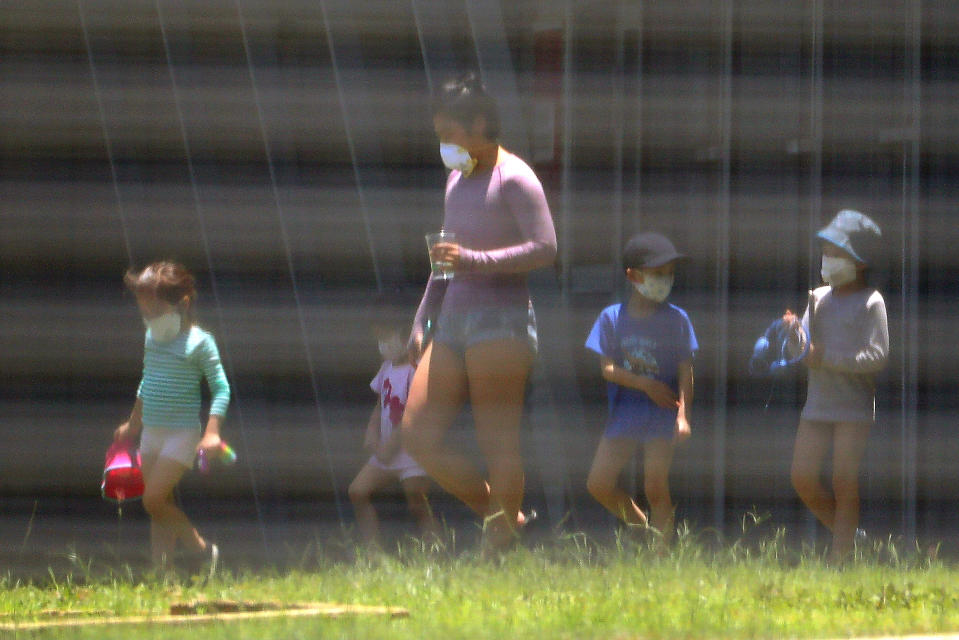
[426,231,456,280]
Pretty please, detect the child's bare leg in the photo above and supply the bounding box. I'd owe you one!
[586,436,646,526]
[148,501,180,567]
[791,419,836,531]
[141,456,204,567]
[401,475,438,540]
[140,452,167,567]
[348,463,395,546]
[644,438,676,543]
[829,421,871,564]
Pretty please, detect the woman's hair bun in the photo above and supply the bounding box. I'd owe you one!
[433,71,500,140]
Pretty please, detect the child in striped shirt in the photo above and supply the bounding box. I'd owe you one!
[114,261,229,575]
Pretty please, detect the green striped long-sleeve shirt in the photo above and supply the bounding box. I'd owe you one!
[137,325,230,429]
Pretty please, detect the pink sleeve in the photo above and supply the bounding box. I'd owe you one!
[410,276,448,343]
[458,165,557,273]
[404,365,415,402]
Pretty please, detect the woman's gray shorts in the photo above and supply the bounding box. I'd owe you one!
[433,303,537,356]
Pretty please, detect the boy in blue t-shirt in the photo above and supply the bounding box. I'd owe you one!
[585,232,697,544]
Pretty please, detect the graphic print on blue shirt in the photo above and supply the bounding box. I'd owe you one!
[621,335,660,377]
[585,303,697,435]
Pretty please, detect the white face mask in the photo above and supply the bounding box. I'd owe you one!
[439,142,477,176]
[378,335,406,362]
[144,311,181,343]
[821,255,857,287]
[634,273,674,303]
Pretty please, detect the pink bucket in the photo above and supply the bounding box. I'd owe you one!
[101,442,145,503]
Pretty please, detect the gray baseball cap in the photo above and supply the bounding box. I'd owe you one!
[622,232,687,269]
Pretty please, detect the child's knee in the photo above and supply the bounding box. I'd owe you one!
[644,482,670,509]
[790,466,816,496]
[141,492,169,517]
[586,473,613,500]
[831,472,859,502]
[348,480,370,504]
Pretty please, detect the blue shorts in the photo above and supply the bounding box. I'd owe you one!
[433,304,538,356]
[604,419,675,443]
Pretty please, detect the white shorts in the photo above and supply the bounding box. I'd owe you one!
[140,425,201,468]
[368,451,428,482]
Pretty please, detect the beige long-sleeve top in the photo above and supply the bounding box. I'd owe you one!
[801,285,889,423]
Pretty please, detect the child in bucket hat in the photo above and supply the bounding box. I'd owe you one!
[816,209,882,266]
[784,210,888,564]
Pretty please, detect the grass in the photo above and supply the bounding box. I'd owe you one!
[3,522,959,640]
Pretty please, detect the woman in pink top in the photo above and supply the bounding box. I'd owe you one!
[401,73,557,550]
